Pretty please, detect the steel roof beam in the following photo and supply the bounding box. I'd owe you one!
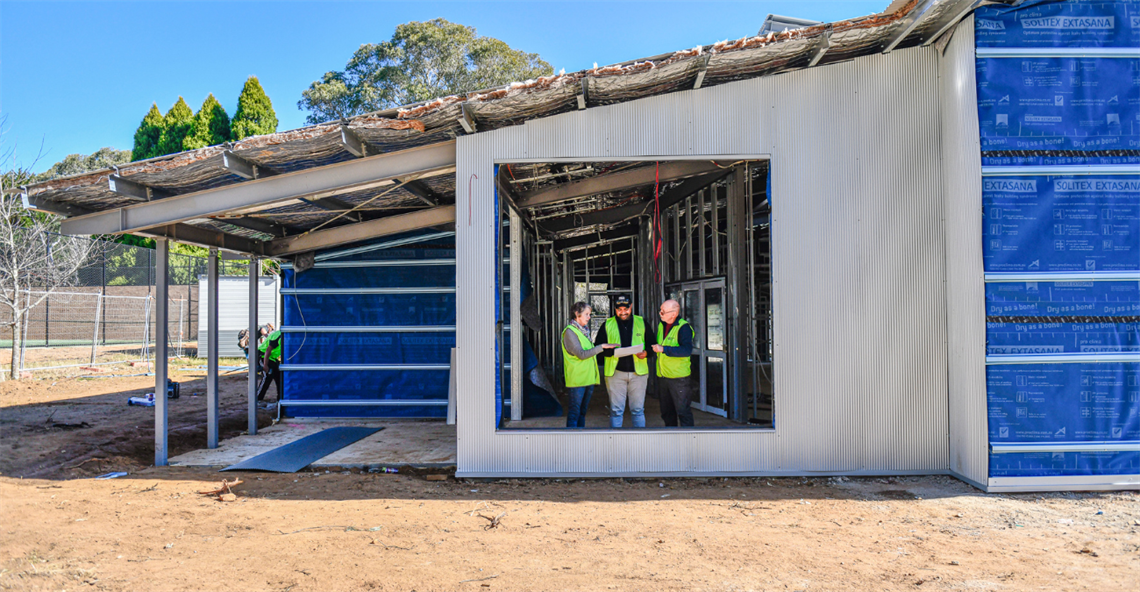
[222,150,275,180]
[265,204,456,257]
[807,29,832,67]
[341,126,367,157]
[693,55,711,89]
[922,0,983,47]
[60,141,456,236]
[108,174,171,201]
[458,104,476,134]
[399,178,440,206]
[516,160,724,209]
[883,0,939,53]
[552,224,640,251]
[211,216,291,238]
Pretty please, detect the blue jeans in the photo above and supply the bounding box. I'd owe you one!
[566,385,594,428]
[606,371,648,428]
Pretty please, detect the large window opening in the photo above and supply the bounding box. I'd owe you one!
[495,160,772,430]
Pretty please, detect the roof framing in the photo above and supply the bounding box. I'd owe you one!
[61,141,456,237]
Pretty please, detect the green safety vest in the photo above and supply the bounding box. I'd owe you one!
[655,319,691,379]
[603,315,648,377]
[561,324,600,388]
[258,330,282,363]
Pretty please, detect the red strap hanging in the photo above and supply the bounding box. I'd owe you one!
[653,162,662,283]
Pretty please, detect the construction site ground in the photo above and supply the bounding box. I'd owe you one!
[1,367,1138,591]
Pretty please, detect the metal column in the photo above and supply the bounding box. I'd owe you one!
[206,248,220,448]
[727,167,749,421]
[509,208,523,421]
[154,238,169,466]
[248,257,259,435]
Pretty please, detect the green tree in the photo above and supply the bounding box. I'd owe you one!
[34,147,131,182]
[158,97,195,155]
[183,94,231,150]
[298,18,553,124]
[131,103,165,161]
[231,77,278,139]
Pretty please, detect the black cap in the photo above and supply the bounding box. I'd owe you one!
[614,294,632,308]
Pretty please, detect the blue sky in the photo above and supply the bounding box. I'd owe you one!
[2,1,887,173]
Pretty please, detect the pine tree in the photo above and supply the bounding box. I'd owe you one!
[231,77,278,140]
[158,97,195,155]
[183,94,232,150]
[131,104,165,161]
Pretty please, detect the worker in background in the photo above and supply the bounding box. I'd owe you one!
[651,299,695,427]
[256,323,283,404]
[561,302,616,428]
[595,294,655,428]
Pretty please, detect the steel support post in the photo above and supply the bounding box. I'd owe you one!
[727,167,749,421]
[248,257,259,435]
[154,239,169,466]
[207,248,220,448]
[509,208,523,421]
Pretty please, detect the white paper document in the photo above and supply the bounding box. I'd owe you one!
[613,344,644,358]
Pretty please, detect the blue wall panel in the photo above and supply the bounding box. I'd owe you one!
[975,1,1140,48]
[987,363,1140,442]
[990,450,1140,477]
[982,175,1140,272]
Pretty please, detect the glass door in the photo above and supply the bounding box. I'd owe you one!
[665,279,729,417]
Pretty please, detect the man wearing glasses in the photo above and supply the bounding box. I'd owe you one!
[651,299,696,427]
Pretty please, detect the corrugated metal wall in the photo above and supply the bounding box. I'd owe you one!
[196,275,279,359]
[456,46,950,477]
[939,17,989,487]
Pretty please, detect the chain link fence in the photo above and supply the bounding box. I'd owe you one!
[2,236,253,373]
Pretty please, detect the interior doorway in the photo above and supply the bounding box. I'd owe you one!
[495,159,772,429]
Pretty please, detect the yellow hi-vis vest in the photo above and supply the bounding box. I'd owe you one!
[656,319,691,379]
[561,324,600,388]
[603,315,648,377]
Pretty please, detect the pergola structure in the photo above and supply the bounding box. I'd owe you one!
[18,0,987,466]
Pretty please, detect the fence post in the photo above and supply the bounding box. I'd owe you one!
[176,297,185,358]
[89,294,103,364]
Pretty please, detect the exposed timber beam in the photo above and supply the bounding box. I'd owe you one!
[61,141,457,236]
[108,174,171,201]
[922,0,983,48]
[539,169,733,233]
[222,150,275,180]
[458,104,476,134]
[341,126,367,157]
[807,29,832,67]
[693,55,711,89]
[516,160,724,209]
[265,205,456,257]
[883,0,939,53]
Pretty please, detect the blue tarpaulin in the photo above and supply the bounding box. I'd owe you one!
[281,232,456,418]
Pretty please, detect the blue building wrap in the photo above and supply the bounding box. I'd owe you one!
[280,232,456,418]
[982,175,1140,273]
[976,1,1140,481]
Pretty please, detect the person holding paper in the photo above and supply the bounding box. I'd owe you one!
[595,295,656,428]
[651,299,695,427]
[561,302,616,428]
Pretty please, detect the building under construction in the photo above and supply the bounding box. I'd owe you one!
[22,0,1139,491]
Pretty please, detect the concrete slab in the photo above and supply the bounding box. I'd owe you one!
[170,419,456,469]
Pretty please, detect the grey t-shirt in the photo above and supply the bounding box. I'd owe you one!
[562,322,605,360]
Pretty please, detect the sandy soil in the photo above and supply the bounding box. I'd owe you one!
[1,373,1138,592]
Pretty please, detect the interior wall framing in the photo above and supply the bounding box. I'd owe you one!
[455,45,951,477]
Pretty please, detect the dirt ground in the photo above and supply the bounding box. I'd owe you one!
[2,371,1138,591]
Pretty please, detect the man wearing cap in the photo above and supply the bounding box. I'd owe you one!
[594,295,656,428]
[651,299,696,427]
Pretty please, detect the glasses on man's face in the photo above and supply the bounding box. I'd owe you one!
[659,308,677,315]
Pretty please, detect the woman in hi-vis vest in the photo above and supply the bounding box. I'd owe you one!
[560,302,616,428]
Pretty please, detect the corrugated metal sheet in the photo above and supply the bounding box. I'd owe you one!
[939,17,989,487]
[196,275,279,358]
[457,45,951,477]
